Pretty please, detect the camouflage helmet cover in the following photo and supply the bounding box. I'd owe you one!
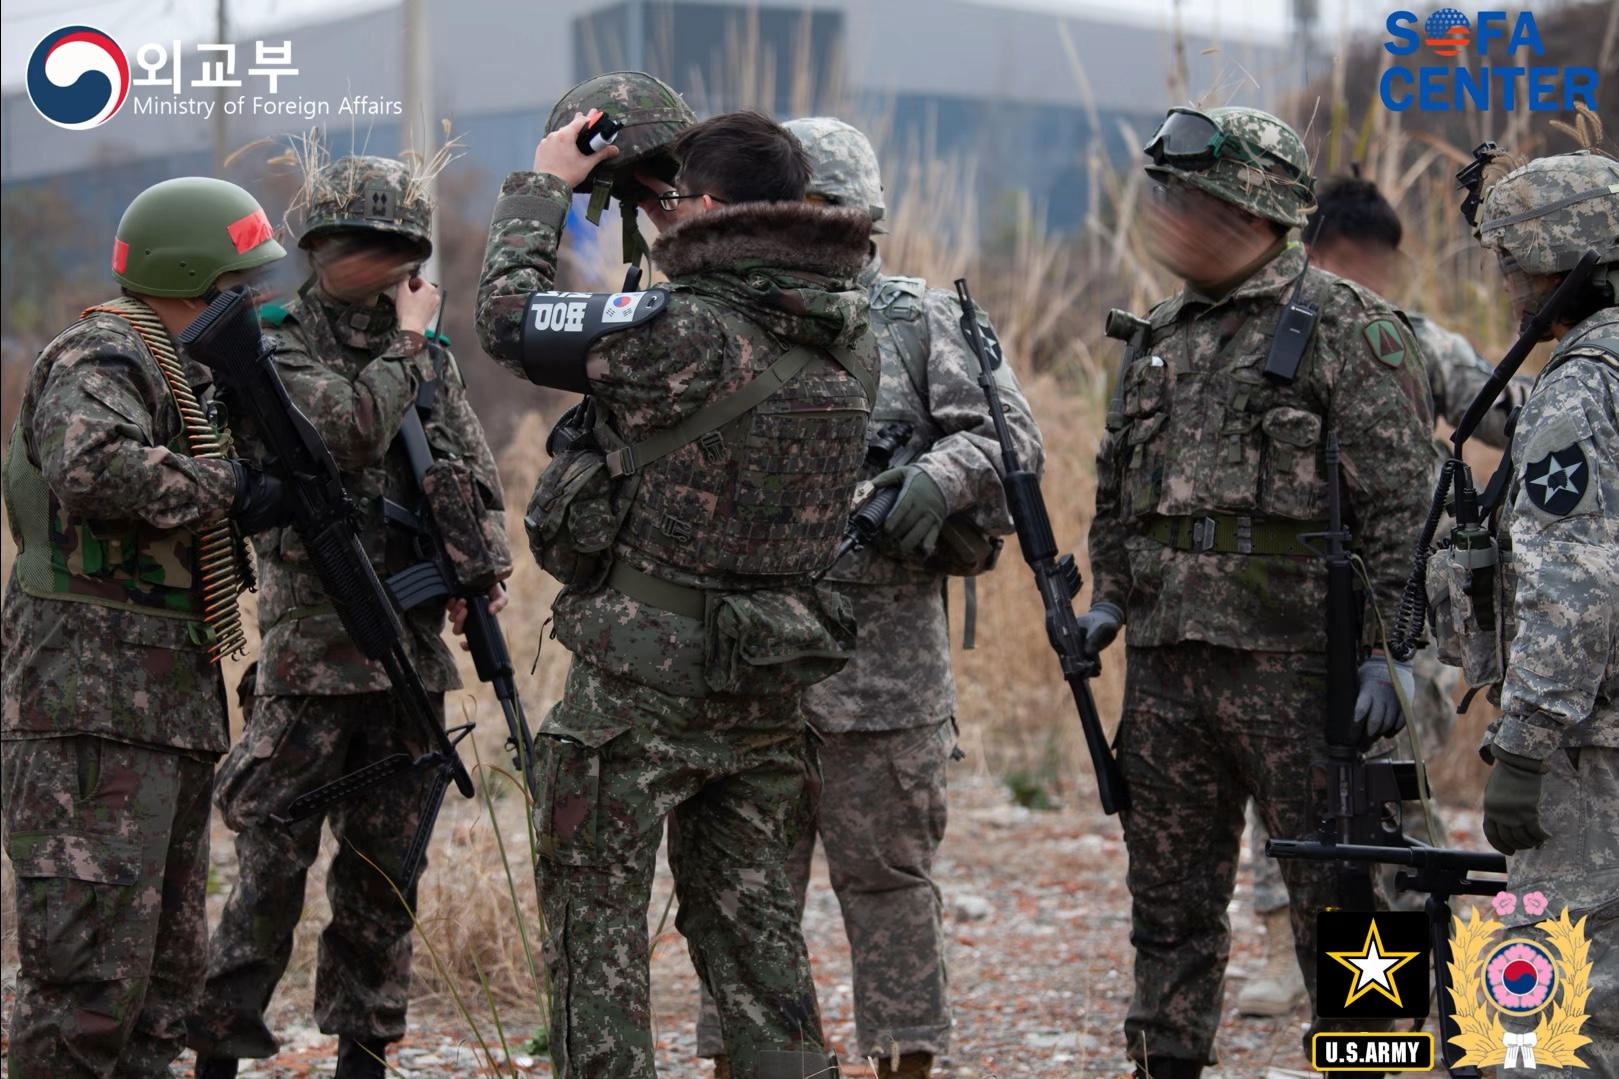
[113,176,286,298]
[298,154,434,255]
[1145,105,1317,228]
[546,71,696,199]
[1476,150,1619,276]
[782,117,886,234]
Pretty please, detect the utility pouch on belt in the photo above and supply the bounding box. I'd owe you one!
[421,459,511,593]
[1427,533,1513,692]
[926,517,1004,577]
[702,585,857,696]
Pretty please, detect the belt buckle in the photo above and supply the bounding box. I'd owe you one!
[1191,516,1218,553]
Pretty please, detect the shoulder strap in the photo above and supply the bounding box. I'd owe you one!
[606,344,869,478]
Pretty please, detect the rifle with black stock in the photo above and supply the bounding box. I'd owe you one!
[179,285,475,893]
[382,318,539,804]
[954,278,1129,815]
[1269,431,1507,1078]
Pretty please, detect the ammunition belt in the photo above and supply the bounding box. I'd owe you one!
[1144,514,1328,557]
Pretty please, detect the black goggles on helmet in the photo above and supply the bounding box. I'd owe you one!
[1144,108,1311,191]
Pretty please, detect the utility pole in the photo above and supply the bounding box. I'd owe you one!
[402,0,439,280]
[213,0,229,174]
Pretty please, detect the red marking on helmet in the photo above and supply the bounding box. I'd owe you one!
[112,238,129,273]
[227,208,273,253]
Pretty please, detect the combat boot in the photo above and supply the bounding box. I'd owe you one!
[334,1036,390,1079]
[194,1059,238,1079]
[877,1051,932,1078]
[755,1050,841,1078]
[1237,907,1307,1017]
[1132,1057,1203,1079]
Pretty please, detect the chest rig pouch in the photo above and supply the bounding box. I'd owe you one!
[525,397,638,590]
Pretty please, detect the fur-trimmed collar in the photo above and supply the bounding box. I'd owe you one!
[652,201,873,281]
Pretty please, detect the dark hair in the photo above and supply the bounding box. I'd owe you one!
[670,110,812,205]
[1302,176,1403,250]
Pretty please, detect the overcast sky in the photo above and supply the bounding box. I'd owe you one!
[0,0,1398,91]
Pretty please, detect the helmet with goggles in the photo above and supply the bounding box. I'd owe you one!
[1144,106,1316,228]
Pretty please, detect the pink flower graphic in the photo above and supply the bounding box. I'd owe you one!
[1492,892,1517,917]
[1486,941,1555,1012]
[1523,892,1548,916]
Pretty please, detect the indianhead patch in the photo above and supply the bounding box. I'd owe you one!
[960,308,1004,371]
[1362,319,1409,369]
[1523,441,1589,516]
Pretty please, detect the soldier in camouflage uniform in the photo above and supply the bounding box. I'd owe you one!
[1238,174,1525,1016]
[186,155,509,1079]
[1471,150,1618,1076]
[691,117,1045,1079]
[2,178,288,1078]
[476,93,879,1078]
[1079,107,1434,1079]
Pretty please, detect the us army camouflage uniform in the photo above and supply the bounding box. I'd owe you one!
[1091,236,1435,1064]
[477,167,878,1077]
[2,309,237,1078]
[1486,308,1619,1076]
[186,284,505,1059]
[695,258,1045,1061]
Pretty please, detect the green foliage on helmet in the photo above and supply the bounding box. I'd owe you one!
[112,177,286,298]
[782,117,886,234]
[1145,106,1317,228]
[1477,151,1619,276]
[298,154,434,256]
[546,71,696,201]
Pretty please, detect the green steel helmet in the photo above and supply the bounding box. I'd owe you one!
[1144,105,1316,228]
[1476,150,1619,277]
[112,177,286,298]
[782,117,886,234]
[546,71,696,200]
[297,154,434,257]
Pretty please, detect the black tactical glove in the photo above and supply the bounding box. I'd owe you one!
[872,465,948,557]
[1482,747,1550,855]
[229,458,293,535]
[1074,602,1124,674]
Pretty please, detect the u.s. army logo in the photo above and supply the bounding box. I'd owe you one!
[1448,896,1593,1070]
[1523,442,1588,516]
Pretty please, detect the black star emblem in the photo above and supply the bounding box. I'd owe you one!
[960,310,1003,370]
[1523,442,1588,516]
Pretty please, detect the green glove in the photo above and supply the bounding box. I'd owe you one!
[1481,748,1550,855]
[872,465,948,557]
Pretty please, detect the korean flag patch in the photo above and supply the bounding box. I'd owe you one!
[1523,441,1589,516]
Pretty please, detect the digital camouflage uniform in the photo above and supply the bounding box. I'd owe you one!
[186,157,507,1063]
[2,178,283,1078]
[476,146,879,1076]
[694,117,1045,1068]
[1089,108,1434,1070]
[1475,152,1619,1077]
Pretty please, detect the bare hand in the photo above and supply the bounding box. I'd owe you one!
[448,583,509,651]
[394,276,442,335]
[533,112,618,190]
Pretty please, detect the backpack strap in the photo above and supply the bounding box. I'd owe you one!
[604,344,870,478]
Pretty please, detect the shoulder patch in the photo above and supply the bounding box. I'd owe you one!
[1362,319,1410,369]
[958,306,1004,371]
[1523,440,1589,516]
[259,302,292,327]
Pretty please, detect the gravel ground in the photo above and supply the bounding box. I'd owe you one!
[3,774,1493,1079]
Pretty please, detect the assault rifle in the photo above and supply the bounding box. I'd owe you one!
[811,421,922,583]
[954,278,1129,815]
[180,286,474,892]
[1269,432,1507,1078]
[383,334,539,804]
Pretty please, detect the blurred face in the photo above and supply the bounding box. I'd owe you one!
[1143,178,1278,288]
[310,234,423,304]
[1498,257,1562,337]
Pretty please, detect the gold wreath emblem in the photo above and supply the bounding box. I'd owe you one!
[1448,906,1594,1068]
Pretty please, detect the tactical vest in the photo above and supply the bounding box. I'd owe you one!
[611,298,873,583]
[4,304,246,651]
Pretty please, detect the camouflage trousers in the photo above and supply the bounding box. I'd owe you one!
[3,734,216,1079]
[1497,745,1619,1078]
[536,658,823,1079]
[185,691,442,1059]
[695,718,957,1060]
[1115,643,1389,1067]
[1248,640,1456,915]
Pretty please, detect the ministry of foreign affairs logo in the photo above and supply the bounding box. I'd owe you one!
[1523,441,1588,516]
